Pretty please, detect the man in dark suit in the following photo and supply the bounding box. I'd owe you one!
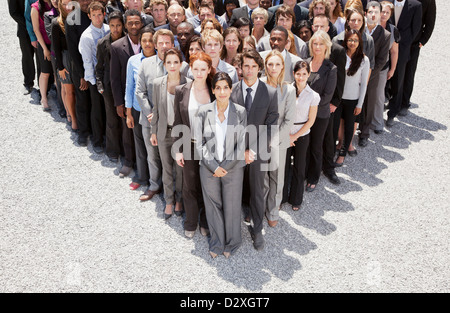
[359,1,391,145]
[386,0,422,127]
[230,50,279,251]
[267,0,309,31]
[66,0,93,147]
[8,0,37,94]
[229,0,274,32]
[96,11,125,163]
[110,10,144,178]
[401,0,435,116]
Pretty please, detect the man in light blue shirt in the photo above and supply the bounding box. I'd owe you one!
[78,1,110,153]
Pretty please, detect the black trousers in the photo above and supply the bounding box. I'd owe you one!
[18,35,36,88]
[71,65,92,139]
[322,111,337,176]
[402,43,421,109]
[102,89,122,159]
[120,113,136,168]
[306,117,329,185]
[283,134,309,207]
[88,82,106,148]
[387,52,408,119]
[131,108,149,185]
[339,99,359,156]
[182,143,207,231]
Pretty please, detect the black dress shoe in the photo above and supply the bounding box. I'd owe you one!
[23,85,33,95]
[386,117,394,127]
[374,129,384,135]
[324,172,341,185]
[108,156,119,163]
[252,231,265,251]
[78,136,88,147]
[358,138,368,147]
[93,145,104,154]
[398,108,408,116]
[348,149,357,157]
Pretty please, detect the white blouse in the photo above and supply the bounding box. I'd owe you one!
[290,84,320,137]
[167,92,175,126]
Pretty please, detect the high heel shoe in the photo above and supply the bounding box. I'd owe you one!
[334,156,345,167]
[164,205,173,220]
[210,251,218,259]
[174,202,183,216]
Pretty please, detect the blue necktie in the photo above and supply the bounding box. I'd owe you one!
[249,9,253,20]
[245,87,253,114]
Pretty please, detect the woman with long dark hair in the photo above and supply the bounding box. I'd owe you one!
[283,60,319,211]
[220,27,243,65]
[173,52,216,238]
[335,29,370,166]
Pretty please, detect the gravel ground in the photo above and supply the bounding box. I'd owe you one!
[1,1,449,293]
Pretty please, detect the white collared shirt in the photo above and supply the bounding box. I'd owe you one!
[365,24,379,36]
[214,103,230,162]
[128,35,141,55]
[241,79,259,104]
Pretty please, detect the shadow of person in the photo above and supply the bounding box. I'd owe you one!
[188,214,317,291]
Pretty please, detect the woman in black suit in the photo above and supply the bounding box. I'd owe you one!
[197,72,247,259]
[305,30,337,192]
[173,52,216,239]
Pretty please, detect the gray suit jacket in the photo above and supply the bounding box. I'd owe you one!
[136,55,190,128]
[257,34,306,59]
[259,50,303,84]
[151,74,191,142]
[260,79,296,150]
[196,100,247,173]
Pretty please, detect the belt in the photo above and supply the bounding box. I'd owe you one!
[294,121,307,125]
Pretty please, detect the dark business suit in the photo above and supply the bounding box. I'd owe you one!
[8,0,36,88]
[229,6,274,32]
[173,82,215,232]
[386,0,422,119]
[96,33,124,160]
[360,25,391,139]
[305,58,337,185]
[197,100,247,256]
[110,36,139,168]
[66,10,92,141]
[266,4,309,32]
[230,80,279,236]
[402,0,436,110]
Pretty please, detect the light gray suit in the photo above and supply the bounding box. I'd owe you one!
[196,100,247,255]
[257,34,306,60]
[259,81,296,222]
[259,50,303,84]
[135,55,189,192]
[151,74,191,205]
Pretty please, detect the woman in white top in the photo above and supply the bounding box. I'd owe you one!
[173,52,215,238]
[196,72,247,259]
[283,61,320,211]
[151,49,191,220]
[335,29,370,166]
[328,0,346,34]
[261,50,296,225]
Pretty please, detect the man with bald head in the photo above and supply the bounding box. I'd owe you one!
[176,22,195,58]
[155,3,185,33]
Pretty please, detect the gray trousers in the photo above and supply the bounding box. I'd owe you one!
[142,125,162,191]
[158,129,182,205]
[200,165,244,255]
[264,147,287,221]
[372,68,389,131]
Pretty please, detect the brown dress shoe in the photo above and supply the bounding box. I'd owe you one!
[139,189,161,201]
[267,220,278,228]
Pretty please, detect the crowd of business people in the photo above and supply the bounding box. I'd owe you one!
[8,0,435,258]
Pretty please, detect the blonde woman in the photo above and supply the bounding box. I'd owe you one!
[261,50,296,227]
[250,7,269,46]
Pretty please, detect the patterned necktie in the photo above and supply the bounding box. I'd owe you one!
[245,87,253,114]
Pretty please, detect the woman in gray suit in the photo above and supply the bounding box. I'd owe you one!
[151,49,191,220]
[261,50,296,227]
[196,72,247,259]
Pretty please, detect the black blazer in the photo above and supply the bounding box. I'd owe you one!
[110,35,137,107]
[414,0,436,46]
[173,81,215,154]
[65,10,91,78]
[8,0,28,38]
[96,33,123,93]
[387,0,422,58]
[230,80,279,158]
[267,4,309,32]
[229,6,274,32]
[306,58,337,119]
